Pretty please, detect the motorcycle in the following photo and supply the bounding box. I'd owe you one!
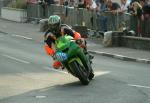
[54,35,94,85]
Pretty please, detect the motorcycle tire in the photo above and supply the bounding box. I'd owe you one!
[70,61,90,85]
[89,69,94,80]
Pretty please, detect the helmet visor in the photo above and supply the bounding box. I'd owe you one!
[49,23,60,31]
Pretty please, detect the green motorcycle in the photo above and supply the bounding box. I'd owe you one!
[54,35,94,85]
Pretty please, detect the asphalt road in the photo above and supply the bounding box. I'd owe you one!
[0,32,150,103]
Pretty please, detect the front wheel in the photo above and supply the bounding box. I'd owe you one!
[89,69,94,80]
[69,61,90,85]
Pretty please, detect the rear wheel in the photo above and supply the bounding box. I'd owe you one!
[70,61,89,85]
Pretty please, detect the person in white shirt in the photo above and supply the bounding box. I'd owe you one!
[86,0,97,9]
[120,0,130,13]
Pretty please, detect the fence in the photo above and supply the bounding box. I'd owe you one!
[27,4,131,30]
[25,4,150,37]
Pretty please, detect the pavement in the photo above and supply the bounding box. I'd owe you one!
[0,18,150,64]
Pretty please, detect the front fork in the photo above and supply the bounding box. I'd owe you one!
[76,48,92,75]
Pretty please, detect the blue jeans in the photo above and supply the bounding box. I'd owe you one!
[96,15,107,32]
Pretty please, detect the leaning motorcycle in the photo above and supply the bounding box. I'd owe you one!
[54,35,94,85]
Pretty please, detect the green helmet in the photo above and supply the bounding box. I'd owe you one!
[48,15,61,31]
[48,15,61,25]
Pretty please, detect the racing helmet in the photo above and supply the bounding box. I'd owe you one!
[48,15,61,31]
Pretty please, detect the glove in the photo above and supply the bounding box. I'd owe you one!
[76,38,83,45]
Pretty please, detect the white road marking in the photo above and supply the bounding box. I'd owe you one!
[128,84,150,89]
[136,59,149,63]
[95,71,111,77]
[12,34,32,40]
[94,51,105,54]
[114,55,125,59]
[35,95,47,99]
[2,54,30,64]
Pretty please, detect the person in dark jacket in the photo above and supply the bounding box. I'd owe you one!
[44,0,55,5]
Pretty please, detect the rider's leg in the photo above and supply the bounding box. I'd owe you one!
[44,44,62,69]
[76,38,94,61]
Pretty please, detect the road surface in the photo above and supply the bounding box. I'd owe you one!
[0,32,150,103]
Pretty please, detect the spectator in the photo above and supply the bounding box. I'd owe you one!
[86,0,97,29]
[73,0,85,8]
[140,0,150,37]
[86,0,97,10]
[130,2,142,36]
[78,0,85,8]
[96,0,107,11]
[53,0,61,5]
[63,0,69,6]
[37,0,46,18]
[120,0,130,13]
[37,0,44,4]
[107,0,121,13]
[63,0,69,18]
[128,0,140,12]
[84,0,89,8]
[106,0,121,30]
[44,0,55,5]
[96,0,108,31]
[140,0,150,19]
[69,0,75,7]
[132,2,142,18]
[130,0,139,4]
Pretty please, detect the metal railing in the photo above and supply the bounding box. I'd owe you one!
[26,4,150,37]
[27,4,131,30]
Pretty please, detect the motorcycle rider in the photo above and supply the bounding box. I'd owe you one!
[44,15,93,69]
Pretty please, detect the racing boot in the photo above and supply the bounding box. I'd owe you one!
[53,61,62,69]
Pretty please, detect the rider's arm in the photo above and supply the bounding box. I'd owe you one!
[44,31,55,56]
[44,43,54,56]
[63,28,81,40]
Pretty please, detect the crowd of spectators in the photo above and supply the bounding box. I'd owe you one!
[27,0,150,37]
[27,0,149,16]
